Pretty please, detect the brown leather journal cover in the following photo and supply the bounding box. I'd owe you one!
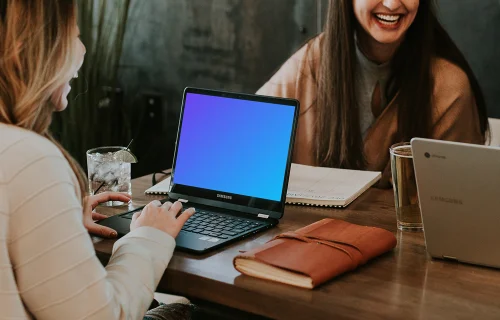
[233,218,397,289]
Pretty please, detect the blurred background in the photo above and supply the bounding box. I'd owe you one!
[51,0,500,178]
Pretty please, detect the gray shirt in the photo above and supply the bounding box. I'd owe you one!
[355,43,392,137]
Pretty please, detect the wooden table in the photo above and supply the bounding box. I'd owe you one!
[93,174,500,320]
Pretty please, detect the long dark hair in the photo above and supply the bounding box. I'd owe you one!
[315,0,488,169]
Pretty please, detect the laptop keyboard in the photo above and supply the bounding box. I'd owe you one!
[182,210,266,239]
[120,207,267,239]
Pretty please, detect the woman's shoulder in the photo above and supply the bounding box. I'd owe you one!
[257,34,323,97]
[431,57,472,96]
[428,58,484,144]
[281,33,323,77]
[0,124,62,157]
[295,33,323,61]
[0,124,66,180]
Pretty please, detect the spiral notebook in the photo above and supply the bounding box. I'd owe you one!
[145,176,172,195]
[285,163,381,208]
[145,164,381,207]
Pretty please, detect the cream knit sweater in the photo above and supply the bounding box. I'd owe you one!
[0,123,175,319]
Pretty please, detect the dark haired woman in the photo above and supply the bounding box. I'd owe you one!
[258,0,488,186]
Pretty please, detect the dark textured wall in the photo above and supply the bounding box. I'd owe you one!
[117,0,499,176]
[438,0,500,118]
[119,0,324,176]
[119,0,322,109]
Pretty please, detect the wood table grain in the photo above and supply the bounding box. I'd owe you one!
[93,173,500,320]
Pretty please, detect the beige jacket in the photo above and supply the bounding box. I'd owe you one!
[257,35,483,187]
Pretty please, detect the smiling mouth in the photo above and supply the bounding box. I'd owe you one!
[374,13,402,26]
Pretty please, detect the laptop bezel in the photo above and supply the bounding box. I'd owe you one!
[167,87,299,220]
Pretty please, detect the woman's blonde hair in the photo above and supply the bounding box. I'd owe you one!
[0,0,87,198]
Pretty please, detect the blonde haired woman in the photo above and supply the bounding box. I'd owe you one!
[0,1,195,318]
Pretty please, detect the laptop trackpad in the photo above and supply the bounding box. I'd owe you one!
[176,231,219,251]
[98,216,131,236]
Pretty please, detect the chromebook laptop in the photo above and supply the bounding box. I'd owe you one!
[411,138,500,268]
[99,87,299,253]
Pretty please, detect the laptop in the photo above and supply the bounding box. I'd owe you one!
[99,87,299,253]
[411,138,500,268]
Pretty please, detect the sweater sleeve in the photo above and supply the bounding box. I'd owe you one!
[6,135,175,320]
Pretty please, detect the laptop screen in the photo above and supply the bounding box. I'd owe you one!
[170,88,298,216]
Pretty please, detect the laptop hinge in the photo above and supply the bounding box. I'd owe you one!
[257,214,269,219]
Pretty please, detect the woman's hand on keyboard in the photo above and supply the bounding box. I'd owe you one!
[130,200,195,238]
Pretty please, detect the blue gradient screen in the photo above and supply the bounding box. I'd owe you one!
[173,93,295,201]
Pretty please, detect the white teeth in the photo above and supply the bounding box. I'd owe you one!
[375,14,401,23]
[73,72,78,79]
[378,19,397,26]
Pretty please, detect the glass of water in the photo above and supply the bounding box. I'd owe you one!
[390,142,423,231]
[86,146,132,206]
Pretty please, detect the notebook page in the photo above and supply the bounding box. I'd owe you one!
[286,164,380,201]
[144,176,171,194]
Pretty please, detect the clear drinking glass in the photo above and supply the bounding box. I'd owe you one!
[390,142,423,231]
[86,146,132,206]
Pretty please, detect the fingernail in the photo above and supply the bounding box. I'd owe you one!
[110,231,117,237]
